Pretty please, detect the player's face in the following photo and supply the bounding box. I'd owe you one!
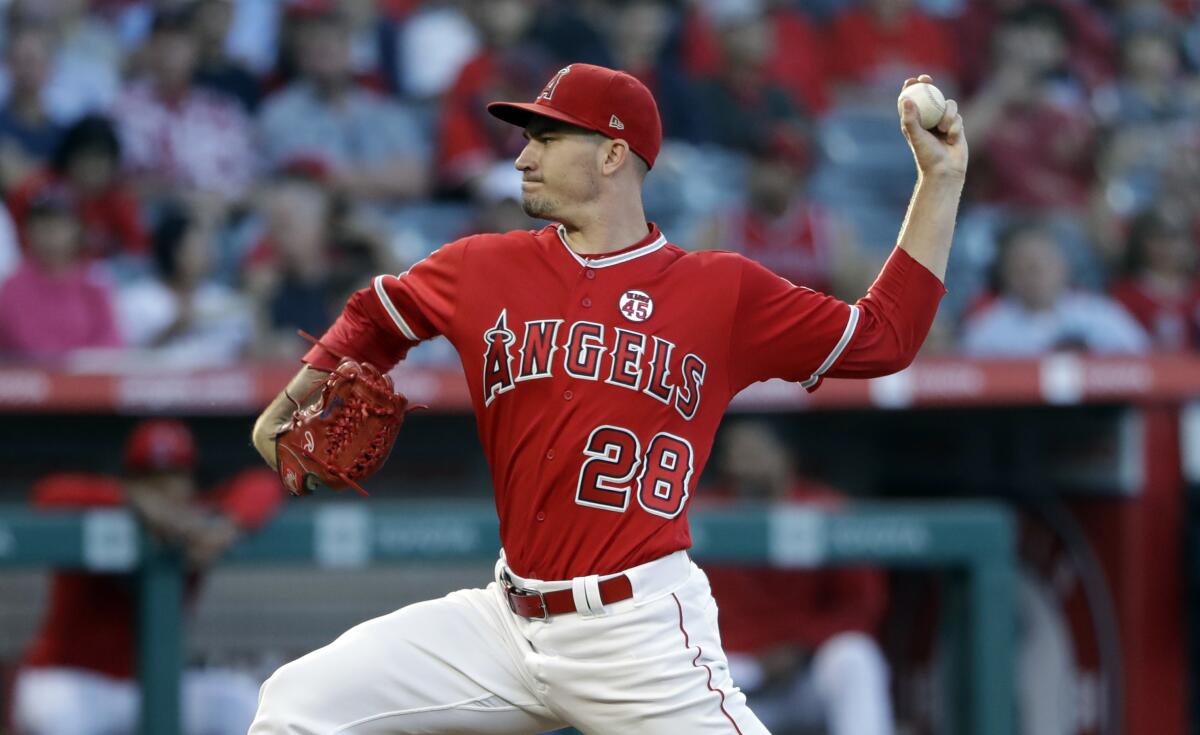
[515,117,603,221]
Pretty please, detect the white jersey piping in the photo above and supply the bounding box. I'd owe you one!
[374,275,419,342]
[556,224,668,269]
[799,305,860,389]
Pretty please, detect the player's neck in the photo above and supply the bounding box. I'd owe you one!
[559,204,650,257]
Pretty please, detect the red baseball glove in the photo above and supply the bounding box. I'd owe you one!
[275,358,415,496]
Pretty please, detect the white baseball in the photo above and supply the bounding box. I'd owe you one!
[897,82,947,130]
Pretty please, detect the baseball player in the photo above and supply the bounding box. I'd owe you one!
[249,65,966,734]
[13,419,281,735]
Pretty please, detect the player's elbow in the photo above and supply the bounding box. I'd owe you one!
[850,302,932,376]
[881,344,921,374]
[857,351,917,379]
[842,320,925,378]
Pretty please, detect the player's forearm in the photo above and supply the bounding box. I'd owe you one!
[251,365,329,469]
[894,171,964,283]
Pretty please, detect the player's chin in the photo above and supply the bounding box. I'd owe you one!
[521,193,556,221]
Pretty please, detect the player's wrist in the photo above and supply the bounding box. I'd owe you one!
[917,166,966,187]
[250,415,283,469]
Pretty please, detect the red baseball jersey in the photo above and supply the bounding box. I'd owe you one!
[307,223,944,579]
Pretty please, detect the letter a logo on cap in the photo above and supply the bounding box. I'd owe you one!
[609,115,625,130]
[539,66,571,101]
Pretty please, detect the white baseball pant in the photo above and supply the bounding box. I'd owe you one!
[250,550,768,734]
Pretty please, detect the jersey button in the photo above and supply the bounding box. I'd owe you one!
[585,269,596,280]
[562,390,573,400]
[536,511,546,522]
[581,297,592,308]
[546,449,555,460]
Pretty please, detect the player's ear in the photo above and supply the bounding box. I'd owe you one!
[599,138,631,178]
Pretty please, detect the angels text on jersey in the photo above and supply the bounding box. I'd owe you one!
[481,309,707,420]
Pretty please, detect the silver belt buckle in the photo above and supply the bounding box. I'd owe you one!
[502,571,549,621]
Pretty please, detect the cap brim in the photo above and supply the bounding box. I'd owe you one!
[486,101,601,135]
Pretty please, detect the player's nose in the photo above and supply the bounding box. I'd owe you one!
[515,142,537,172]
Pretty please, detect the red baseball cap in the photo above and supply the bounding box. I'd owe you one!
[487,63,663,169]
[124,419,197,473]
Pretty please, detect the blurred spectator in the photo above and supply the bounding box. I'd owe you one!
[465,164,538,236]
[600,0,699,141]
[827,0,960,104]
[191,0,263,113]
[392,0,480,99]
[0,192,122,359]
[325,190,407,303]
[116,203,254,366]
[702,420,894,735]
[11,419,281,735]
[528,0,612,70]
[696,142,867,299]
[113,8,256,203]
[690,11,808,154]
[243,171,340,357]
[435,0,550,193]
[1159,130,1200,244]
[954,0,1117,95]
[1093,22,1200,127]
[4,0,123,123]
[960,220,1149,355]
[1088,22,1200,258]
[221,0,284,75]
[681,0,831,114]
[8,114,148,259]
[338,0,392,90]
[0,23,63,191]
[966,4,1098,210]
[258,5,428,203]
[0,200,20,281]
[528,0,697,137]
[1110,209,1200,351]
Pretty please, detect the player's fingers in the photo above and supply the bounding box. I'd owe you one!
[917,73,933,84]
[902,77,918,89]
[937,99,958,133]
[946,115,964,144]
[899,98,922,134]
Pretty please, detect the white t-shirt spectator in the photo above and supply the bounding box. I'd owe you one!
[960,292,1151,356]
[396,5,480,99]
[117,278,254,368]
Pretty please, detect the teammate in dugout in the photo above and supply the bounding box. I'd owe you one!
[12,419,281,735]
[249,63,966,733]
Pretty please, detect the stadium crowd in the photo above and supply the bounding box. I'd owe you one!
[0,0,1196,366]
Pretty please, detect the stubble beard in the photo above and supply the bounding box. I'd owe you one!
[521,192,557,221]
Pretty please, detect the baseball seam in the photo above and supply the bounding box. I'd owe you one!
[920,86,945,127]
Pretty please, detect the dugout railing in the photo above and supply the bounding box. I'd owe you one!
[0,500,1015,735]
